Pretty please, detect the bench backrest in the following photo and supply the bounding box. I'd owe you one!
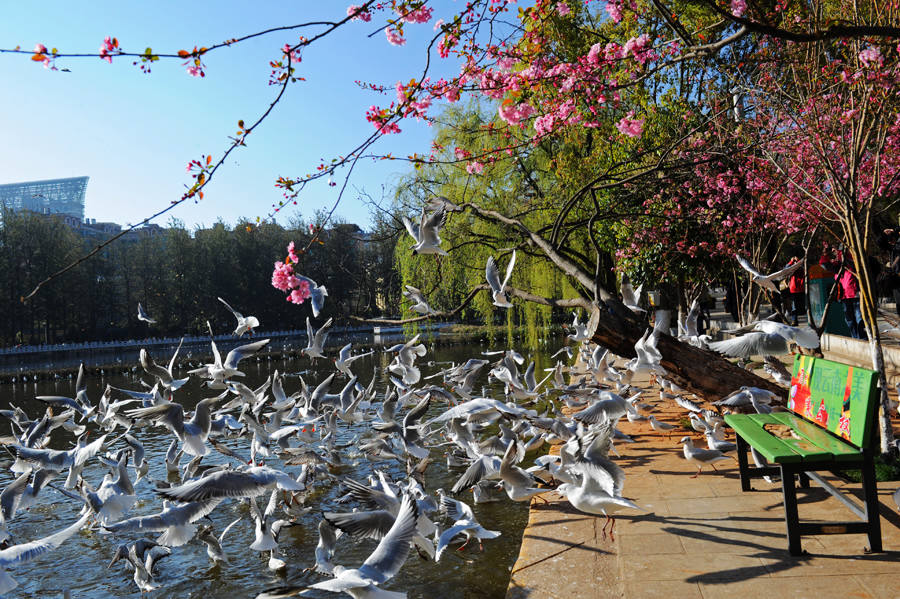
[788,354,878,449]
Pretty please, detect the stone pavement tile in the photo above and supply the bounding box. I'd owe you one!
[658,479,718,500]
[666,493,778,515]
[624,474,663,495]
[759,552,900,577]
[726,509,789,525]
[852,573,900,599]
[508,501,619,599]
[706,473,754,496]
[620,552,769,582]
[622,579,702,599]
[634,497,670,517]
[618,532,684,556]
[617,512,673,535]
[672,518,818,555]
[814,531,891,554]
[699,573,874,599]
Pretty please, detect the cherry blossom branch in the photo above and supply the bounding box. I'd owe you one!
[21,14,363,302]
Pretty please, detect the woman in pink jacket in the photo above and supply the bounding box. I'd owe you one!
[837,261,867,340]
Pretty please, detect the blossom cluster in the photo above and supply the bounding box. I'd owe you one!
[99,36,120,63]
[271,242,313,305]
[365,104,402,134]
[346,4,372,21]
[615,111,644,137]
[31,43,56,70]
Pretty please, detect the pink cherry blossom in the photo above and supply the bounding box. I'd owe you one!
[433,18,445,31]
[99,36,118,64]
[400,5,433,24]
[33,43,47,54]
[346,4,372,22]
[466,161,484,174]
[605,0,623,23]
[859,47,883,68]
[385,28,406,46]
[556,2,570,16]
[730,0,747,17]
[623,34,656,65]
[282,44,302,64]
[615,111,644,137]
[271,261,294,291]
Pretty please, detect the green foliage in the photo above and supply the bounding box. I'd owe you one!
[0,209,399,345]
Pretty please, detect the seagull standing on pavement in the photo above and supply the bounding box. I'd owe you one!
[679,436,732,477]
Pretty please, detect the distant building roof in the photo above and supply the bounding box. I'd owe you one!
[0,177,88,220]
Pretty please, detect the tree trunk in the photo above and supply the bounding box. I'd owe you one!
[591,309,786,401]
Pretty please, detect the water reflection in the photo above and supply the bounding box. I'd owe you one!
[0,339,557,598]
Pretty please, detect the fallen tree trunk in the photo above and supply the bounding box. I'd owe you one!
[590,307,787,402]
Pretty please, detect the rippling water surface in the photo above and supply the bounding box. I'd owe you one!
[0,339,555,598]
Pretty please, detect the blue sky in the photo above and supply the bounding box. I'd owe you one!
[1,2,461,230]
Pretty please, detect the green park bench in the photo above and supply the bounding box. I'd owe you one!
[724,354,882,556]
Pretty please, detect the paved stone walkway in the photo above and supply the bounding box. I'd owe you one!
[507,367,900,599]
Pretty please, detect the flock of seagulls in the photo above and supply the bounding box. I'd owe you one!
[0,300,792,597]
[4,232,884,597]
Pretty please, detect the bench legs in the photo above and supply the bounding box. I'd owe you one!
[734,434,883,556]
[780,466,803,556]
[861,451,883,553]
[736,434,752,492]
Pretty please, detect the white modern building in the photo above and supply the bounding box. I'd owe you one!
[0,176,88,220]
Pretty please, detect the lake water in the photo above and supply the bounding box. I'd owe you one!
[0,338,557,598]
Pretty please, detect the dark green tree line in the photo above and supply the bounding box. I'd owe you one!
[0,209,400,346]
